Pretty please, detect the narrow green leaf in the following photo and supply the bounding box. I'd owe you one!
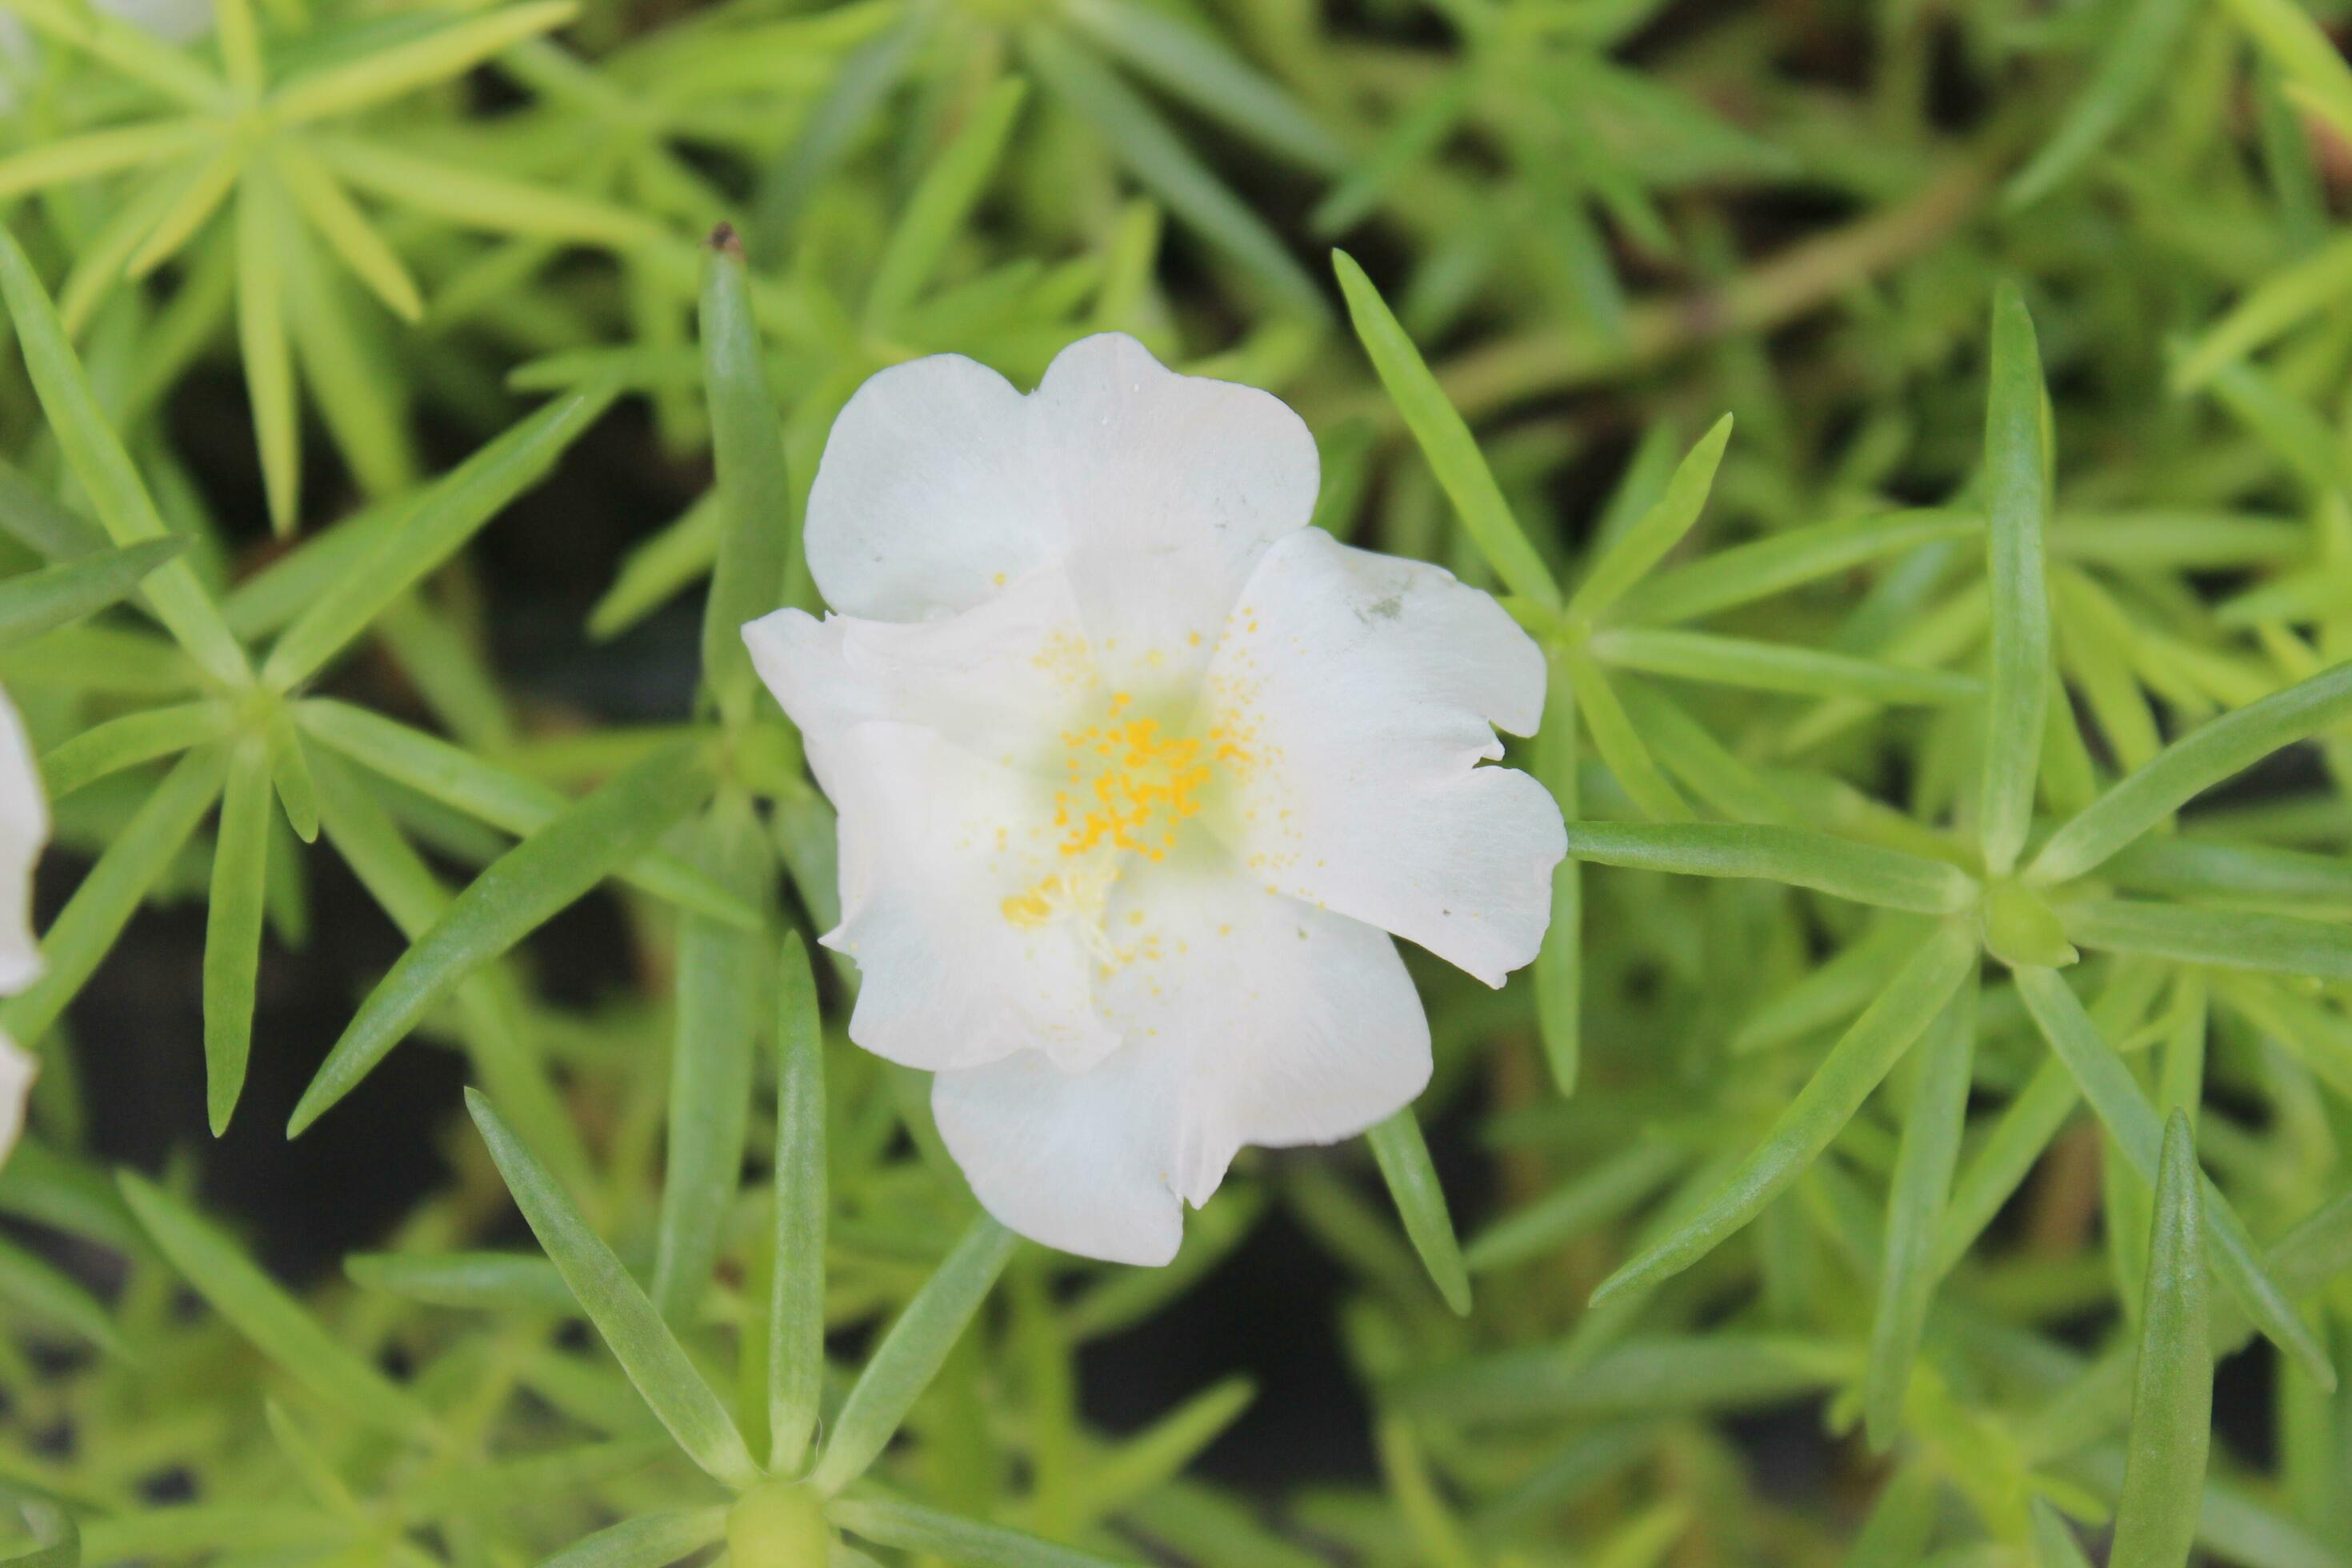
[0,120,198,198]
[1590,626,1981,706]
[2063,898,2352,982]
[699,232,792,727]
[750,3,934,253]
[588,494,722,642]
[650,802,766,1326]
[2,749,225,1045]
[1559,647,1687,820]
[1390,1334,1851,1423]
[0,539,185,652]
[811,1216,1018,1494]
[2107,1113,2212,1568]
[236,172,300,534]
[830,1499,1141,1568]
[1332,250,1558,610]
[271,140,424,323]
[863,78,1029,334]
[1534,650,1578,1093]
[202,738,273,1136]
[1063,0,1344,170]
[1980,282,2052,876]
[0,226,247,686]
[1617,509,1978,626]
[1366,1106,1472,1315]
[768,930,826,1475]
[1590,924,1975,1304]
[117,1171,433,1438]
[466,1090,762,1490]
[1466,1142,1686,1275]
[0,0,225,107]
[2030,660,2352,883]
[0,1232,129,1358]
[293,698,754,926]
[1562,822,1979,913]
[1934,1056,2078,1275]
[264,708,319,844]
[2030,1498,2097,1568]
[2004,0,2199,207]
[2014,966,2334,1389]
[2216,0,2352,146]
[534,1508,727,1568]
[263,384,618,688]
[290,745,711,1134]
[306,747,594,1190]
[124,146,242,278]
[314,135,663,250]
[1026,28,1323,314]
[1066,1377,1255,1525]
[1842,1465,1940,1568]
[343,1250,574,1313]
[1862,970,1978,1450]
[1568,416,1734,620]
[268,0,580,123]
[2174,232,2352,392]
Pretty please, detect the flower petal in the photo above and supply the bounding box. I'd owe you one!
[933,866,1428,1266]
[821,722,1116,1074]
[0,684,47,996]
[804,334,1317,686]
[1204,529,1562,986]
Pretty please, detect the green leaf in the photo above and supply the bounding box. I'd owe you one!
[118,1171,433,1438]
[650,802,767,1326]
[1390,1334,1850,1424]
[0,120,198,199]
[1979,282,2052,877]
[1025,27,1323,314]
[0,1232,129,1358]
[1062,0,1346,171]
[1617,509,1978,626]
[292,698,755,926]
[343,1250,574,1313]
[0,539,185,652]
[1067,1376,1255,1525]
[466,1090,762,1490]
[2030,1498,2096,1568]
[1366,1106,1472,1315]
[202,738,273,1136]
[863,78,1029,334]
[1466,1142,1686,1275]
[1534,650,1579,1093]
[1841,1465,1939,1568]
[2004,0,2199,207]
[1590,626,1981,706]
[2029,660,2352,884]
[1558,647,1687,820]
[0,226,247,686]
[268,0,581,124]
[2107,1113,2212,1568]
[767,930,826,1475]
[314,134,664,250]
[1332,250,1558,610]
[262,383,620,690]
[0,1494,78,1568]
[270,139,423,322]
[2014,966,2333,1389]
[236,172,300,534]
[811,1216,1018,1494]
[2,749,226,1045]
[1590,923,1975,1305]
[2215,0,2352,146]
[1562,822,1979,913]
[1934,1057,2079,1275]
[588,495,722,642]
[1862,970,1977,1450]
[290,744,713,1134]
[1568,416,1733,621]
[750,3,934,253]
[829,1499,1142,1568]
[698,233,793,727]
[2062,899,2352,982]
[534,1508,728,1568]
[2173,233,2352,392]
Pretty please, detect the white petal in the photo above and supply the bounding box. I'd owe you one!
[1203,529,1562,986]
[1098,862,1430,1161]
[803,335,1317,686]
[0,1029,33,1168]
[743,565,1100,798]
[932,864,1429,1266]
[933,1042,1185,1266]
[0,684,48,996]
[822,722,1116,1074]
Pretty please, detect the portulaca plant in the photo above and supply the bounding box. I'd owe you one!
[1,2,2351,1566]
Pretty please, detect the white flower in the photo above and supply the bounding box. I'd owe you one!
[0,682,47,1165]
[744,334,1564,1265]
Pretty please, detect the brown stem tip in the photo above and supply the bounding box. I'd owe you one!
[707,222,745,260]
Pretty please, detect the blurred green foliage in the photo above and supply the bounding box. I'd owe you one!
[1,0,2351,1564]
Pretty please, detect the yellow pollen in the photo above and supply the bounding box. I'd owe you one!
[1052,696,1217,863]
